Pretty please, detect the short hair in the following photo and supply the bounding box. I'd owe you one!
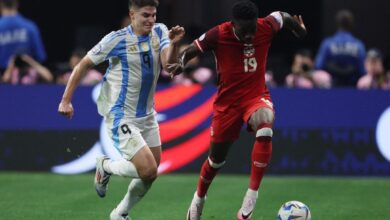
[232,0,258,21]
[336,10,354,31]
[0,0,18,8]
[295,49,313,59]
[129,0,159,10]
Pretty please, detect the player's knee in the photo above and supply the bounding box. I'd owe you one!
[250,108,274,129]
[139,166,158,183]
[208,157,226,169]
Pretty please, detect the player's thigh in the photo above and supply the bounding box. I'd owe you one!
[149,146,161,166]
[142,113,162,165]
[131,145,158,181]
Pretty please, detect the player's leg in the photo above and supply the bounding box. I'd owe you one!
[188,108,242,220]
[188,141,233,220]
[237,105,274,220]
[112,147,161,218]
[95,118,145,198]
[111,114,162,218]
[197,141,233,198]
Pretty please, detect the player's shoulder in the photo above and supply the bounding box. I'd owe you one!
[217,21,232,36]
[153,23,168,30]
[14,15,39,32]
[219,21,232,31]
[152,23,169,37]
[101,28,128,43]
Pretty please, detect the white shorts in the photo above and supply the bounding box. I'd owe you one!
[105,112,161,160]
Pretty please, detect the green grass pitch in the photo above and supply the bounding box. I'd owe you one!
[0,172,389,219]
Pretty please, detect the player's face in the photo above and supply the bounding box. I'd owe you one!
[130,6,157,35]
[233,19,257,44]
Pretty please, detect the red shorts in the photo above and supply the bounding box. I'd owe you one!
[210,97,274,143]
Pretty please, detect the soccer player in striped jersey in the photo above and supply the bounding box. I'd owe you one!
[168,1,306,219]
[58,0,184,219]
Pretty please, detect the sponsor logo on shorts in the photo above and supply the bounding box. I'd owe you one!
[129,139,138,148]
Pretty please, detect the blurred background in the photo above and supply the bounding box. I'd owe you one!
[1,0,390,219]
[1,0,389,175]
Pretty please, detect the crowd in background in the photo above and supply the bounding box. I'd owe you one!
[0,0,389,89]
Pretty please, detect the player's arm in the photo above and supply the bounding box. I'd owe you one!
[58,56,95,119]
[280,12,307,38]
[160,25,185,72]
[168,26,218,77]
[167,43,202,77]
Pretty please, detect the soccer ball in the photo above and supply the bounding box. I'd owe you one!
[277,201,311,220]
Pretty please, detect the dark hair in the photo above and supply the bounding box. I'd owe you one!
[0,0,18,8]
[14,55,28,69]
[295,49,313,59]
[129,0,159,9]
[336,10,354,31]
[232,0,258,21]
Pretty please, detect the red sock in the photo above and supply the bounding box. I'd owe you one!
[197,158,222,198]
[249,124,273,191]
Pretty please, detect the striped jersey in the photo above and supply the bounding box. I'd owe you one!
[87,23,170,118]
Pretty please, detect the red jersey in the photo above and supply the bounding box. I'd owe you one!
[194,14,281,111]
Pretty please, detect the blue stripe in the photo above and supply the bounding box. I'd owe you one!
[160,42,169,50]
[109,39,128,148]
[105,31,126,44]
[154,26,163,40]
[136,36,154,117]
[111,116,123,152]
[160,39,169,44]
[103,62,112,82]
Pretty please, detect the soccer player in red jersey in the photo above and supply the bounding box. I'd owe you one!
[168,1,307,219]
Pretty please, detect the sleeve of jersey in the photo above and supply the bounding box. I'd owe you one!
[193,26,219,53]
[87,31,123,65]
[264,12,283,34]
[158,24,171,51]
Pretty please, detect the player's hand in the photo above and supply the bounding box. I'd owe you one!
[58,101,74,119]
[166,63,183,79]
[168,25,185,44]
[292,15,307,38]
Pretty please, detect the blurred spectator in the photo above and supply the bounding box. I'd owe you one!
[265,71,277,87]
[0,0,46,72]
[315,10,366,87]
[56,48,102,85]
[1,54,53,84]
[286,49,331,89]
[357,49,390,90]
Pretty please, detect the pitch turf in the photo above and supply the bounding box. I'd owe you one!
[0,173,389,219]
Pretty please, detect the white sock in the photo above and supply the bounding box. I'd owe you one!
[103,159,139,178]
[246,188,258,198]
[116,179,152,214]
[194,191,206,203]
